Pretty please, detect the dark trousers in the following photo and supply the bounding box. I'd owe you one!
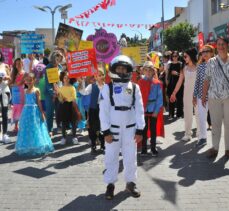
[168,94,183,118]
[207,110,211,127]
[62,120,76,138]
[0,95,8,134]
[88,108,104,149]
[142,115,157,152]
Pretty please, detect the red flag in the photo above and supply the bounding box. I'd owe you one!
[198,32,204,49]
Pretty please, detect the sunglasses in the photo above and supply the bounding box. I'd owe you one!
[201,50,212,54]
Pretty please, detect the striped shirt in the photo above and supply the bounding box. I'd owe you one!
[193,62,207,99]
[205,55,229,99]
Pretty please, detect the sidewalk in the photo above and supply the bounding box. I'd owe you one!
[0,115,229,211]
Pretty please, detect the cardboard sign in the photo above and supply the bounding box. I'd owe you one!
[67,48,98,78]
[0,48,13,65]
[121,46,148,66]
[11,86,21,105]
[148,51,160,69]
[21,33,45,54]
[46,67,59,83]
[87,29,119,63]
[78,40,93,50]
[55,23,83,52]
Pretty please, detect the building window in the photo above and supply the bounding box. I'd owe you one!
[212,0,229,14]
[212,0,220,14]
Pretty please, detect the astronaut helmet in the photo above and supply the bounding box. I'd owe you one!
[109,55,133,82]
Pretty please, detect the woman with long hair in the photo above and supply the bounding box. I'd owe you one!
[10,58,25,132]
[166,51,184,118]
[170,48,198,141]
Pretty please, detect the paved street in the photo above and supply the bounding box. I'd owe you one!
[1,114,229,211]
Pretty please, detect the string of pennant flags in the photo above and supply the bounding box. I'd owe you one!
[69,0,162,30]
[69,20,158,30]
[71,0,116,20]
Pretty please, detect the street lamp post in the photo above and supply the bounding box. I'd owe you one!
[161,0,165,54]
[34,4,72,46]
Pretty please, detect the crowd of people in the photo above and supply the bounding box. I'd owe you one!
[0,36,228,199]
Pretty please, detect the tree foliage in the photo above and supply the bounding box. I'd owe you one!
[163,22,197,51]
[119,33,147,47]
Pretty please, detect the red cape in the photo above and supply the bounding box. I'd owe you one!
[138,78,165,143]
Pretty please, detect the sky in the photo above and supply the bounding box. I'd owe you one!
[0,0,189,40]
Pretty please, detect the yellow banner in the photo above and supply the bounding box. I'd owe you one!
[78,40,94,50]
[46,67,59,83]
[121,46,148,65]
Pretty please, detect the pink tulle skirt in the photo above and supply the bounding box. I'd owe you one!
[12,104,24,122]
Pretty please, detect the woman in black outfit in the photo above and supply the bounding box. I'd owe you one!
[166,51,184,118]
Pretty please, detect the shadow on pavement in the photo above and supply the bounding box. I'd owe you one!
[59,191,130,211]
[53,151,101,170]
[152,178,177,204]
[139,136,229,205]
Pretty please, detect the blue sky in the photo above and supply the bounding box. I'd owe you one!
[0,0,189,40]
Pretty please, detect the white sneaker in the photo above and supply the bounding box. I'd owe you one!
[181,135,191,141]
[72,137,79,145]
[3,134,11,144]
[60,138,66,145]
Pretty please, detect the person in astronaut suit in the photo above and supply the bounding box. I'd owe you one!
[99,55,145,200]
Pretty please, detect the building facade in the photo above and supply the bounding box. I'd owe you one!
[149,0,229,51]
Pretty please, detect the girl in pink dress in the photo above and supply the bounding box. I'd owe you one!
[11,58,25,132]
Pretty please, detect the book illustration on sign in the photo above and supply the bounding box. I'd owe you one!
[55,23,83,52]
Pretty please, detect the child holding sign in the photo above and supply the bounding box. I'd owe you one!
[55,71,79,145]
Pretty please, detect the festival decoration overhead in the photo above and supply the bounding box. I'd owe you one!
[70,0,116,20]
[70,20,155,30]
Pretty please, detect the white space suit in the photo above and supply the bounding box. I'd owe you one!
[99,80,145,184]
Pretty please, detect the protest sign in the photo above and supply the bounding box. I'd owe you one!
[66,48,98,78]
[147,51,160,69]
[0,48,13,65]
[87,29,119,63]
[78,40,93,50]
[21,33,45,54]
[121,46,148,66]
[55,23,83,52]
[46,67,59,83]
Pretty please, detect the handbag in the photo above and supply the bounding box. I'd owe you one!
[216,58,229,84]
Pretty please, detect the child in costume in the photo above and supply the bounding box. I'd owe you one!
[15,73,54,156]
[138,61,163,157]
[79,69,105,154]
[99,55,145,200]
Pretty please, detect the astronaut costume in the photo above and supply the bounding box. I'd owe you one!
[99,55,145,199]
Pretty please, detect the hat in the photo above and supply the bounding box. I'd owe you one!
[143,61,154,69]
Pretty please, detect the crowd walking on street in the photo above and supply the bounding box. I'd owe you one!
[0,35,228,201]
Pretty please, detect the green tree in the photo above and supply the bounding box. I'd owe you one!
[163,22,197,51]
